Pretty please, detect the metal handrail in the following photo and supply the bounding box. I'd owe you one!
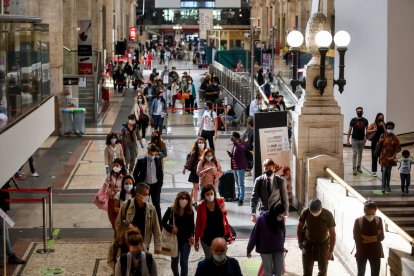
[325,167,414,255]
[253,79,269,106]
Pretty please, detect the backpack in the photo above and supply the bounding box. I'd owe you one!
[120,252,153,276]
[357,216,380,229]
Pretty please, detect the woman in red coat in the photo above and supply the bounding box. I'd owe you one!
[194,184,231,258]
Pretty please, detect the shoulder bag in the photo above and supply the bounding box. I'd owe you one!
[160,208,178,257]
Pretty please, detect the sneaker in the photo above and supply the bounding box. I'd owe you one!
[238,201,244,206]
[357,167,363,173]
[387,187,391,192]
[14,173,25,179]
[353,171,357,176]
[372,172,377,177]
[31,172,39,177]
[8,254,26,264]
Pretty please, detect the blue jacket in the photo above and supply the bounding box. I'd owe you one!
[151,98,167,116]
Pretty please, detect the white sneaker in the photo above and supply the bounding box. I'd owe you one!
[32,172,39,177]
[372,172,377,177]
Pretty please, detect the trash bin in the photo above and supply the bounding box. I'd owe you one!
[73,108,86,136]
[61,109,73,136]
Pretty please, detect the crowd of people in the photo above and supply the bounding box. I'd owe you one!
[93,59,413,276]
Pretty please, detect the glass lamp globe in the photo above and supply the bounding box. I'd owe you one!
[334,30,351,47]
[287,31,304,47]
[315,31,332,48]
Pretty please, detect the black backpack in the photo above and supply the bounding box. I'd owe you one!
[120,252,153,276]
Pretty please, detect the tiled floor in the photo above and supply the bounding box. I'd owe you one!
[8,58,412,275]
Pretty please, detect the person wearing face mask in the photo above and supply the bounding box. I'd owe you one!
[121,114,144,173]
[150,91,167,132]
[195,185,230,259]
[115,229,157,276]
[347,107,369,175]
[183,137,207,208]
[196,149,223,189]
[103,158,127,230]
[367,113,386,177]
[104,132,125,175]
[378,121,401,193]
[134,93,150,139]
[133,144,164,223]
[250,158,288,224]
[149,130,167,162]
[183,76,196,114]
[114,175,136,214]
[198,101,219,151]
[195,237,242,276]
[353,201,384,276]
[169,78,180,112]
[144,81,156,108]
[297,198,336,276]
[247,204,286,276]
[228,132,248,206]
[116,182,161,254]
[161,192,195,276]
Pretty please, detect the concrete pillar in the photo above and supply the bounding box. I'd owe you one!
[63,0,78,76]
[291,13,344,209]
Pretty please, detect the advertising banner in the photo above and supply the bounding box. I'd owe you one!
[199,9,213,40]
[262,53,271,71]
[77,20,93,75]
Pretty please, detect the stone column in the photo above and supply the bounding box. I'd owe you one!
[291,13,344,209]
[63,0,78,76]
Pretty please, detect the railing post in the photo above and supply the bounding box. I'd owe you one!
[3,218,6,276]
[48,187,53,239]
[36,197,54,254]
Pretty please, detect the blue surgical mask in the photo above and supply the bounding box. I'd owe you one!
[124,184,133,191]
[148,155,156,160]
[213,254,226,263]
[206,156,213,162]
[131,252,141,259]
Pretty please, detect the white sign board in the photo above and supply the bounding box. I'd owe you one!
[155,0,180,8]
[0,209,14,227]
[259,127,290,169]
[199,9,214,40]
[215,0,241,8]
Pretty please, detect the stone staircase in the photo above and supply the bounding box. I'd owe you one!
[352,184,414,236]
[78,76,96,123]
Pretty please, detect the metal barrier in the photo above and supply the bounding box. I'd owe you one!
[3,187,54,254]
[325,167,414,255]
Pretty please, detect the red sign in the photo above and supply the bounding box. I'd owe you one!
[78,63,93,75]
[129,27,137,42]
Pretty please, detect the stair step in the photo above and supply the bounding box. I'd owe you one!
[400,226,414,236]
[387,217,414,226]
[380,206,414,216]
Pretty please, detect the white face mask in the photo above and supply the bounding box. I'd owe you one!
[124,184,133,191]
[310,209,322,217]
[365,215,375,222]
[179,199,188,208]
[138,98,142,103]
[111,138,117,144]
[129,120,135,125]
[213,254,226,263]
[206,195,215,202]
[387,129,393,134]
[198,143,205,150]
[113,166,121,173]
[277,216,284,221]
[142,195,149,202]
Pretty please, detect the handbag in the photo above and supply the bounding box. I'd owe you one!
[366,131,375,141]
[176,91,182,100]
[92,186,108,211]
[160,208,178,257]
[223,212,236,243]
[183,91,190,100]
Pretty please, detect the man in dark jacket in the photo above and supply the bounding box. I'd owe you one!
[228,132,247,206]
[133,144,164,223]
[195,237,242,276]
[0,183,26,264]
[250,158,289,223]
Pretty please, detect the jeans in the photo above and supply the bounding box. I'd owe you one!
[371,140,379,173]
[124,142,138,173]
[352,139,366,170]
[152,115,164,132]
[381,166,392,190]
[401,173,411,192]
[201,130,215,152]
[200,240,212,259]
[356,257,381,276]
[234,169,246,201]
[171,241,191,276]
[19,156,36,173]
[260,252,284,276]
[148,181,163,223]
[0,213,15,258]
[184,95,195,113]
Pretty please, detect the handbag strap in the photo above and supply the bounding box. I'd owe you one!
[170,207,175,227]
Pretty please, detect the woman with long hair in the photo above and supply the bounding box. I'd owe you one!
[104,132,125,175]
[247,204,286,276]
[161,191,195,276]
[367,113,386,176]
[113,175,136,215]
[149,130,167,161]
[196,148,223,190]
[183,137,206,208]
[194,185,230,259]
[134,92,150,139]
[103,158,127,230]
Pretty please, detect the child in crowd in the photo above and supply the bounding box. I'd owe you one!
[398,150,414,196]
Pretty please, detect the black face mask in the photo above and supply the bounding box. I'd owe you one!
[265,170,273,177]
[357,112,363,118]
[377,118,383,123]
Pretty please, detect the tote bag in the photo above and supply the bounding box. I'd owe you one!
[160,208,178,257]
[92,186,108,211]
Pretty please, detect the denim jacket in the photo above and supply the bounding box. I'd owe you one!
[150,99,167,116]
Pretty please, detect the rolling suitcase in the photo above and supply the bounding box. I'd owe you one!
[218,171,236,201]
